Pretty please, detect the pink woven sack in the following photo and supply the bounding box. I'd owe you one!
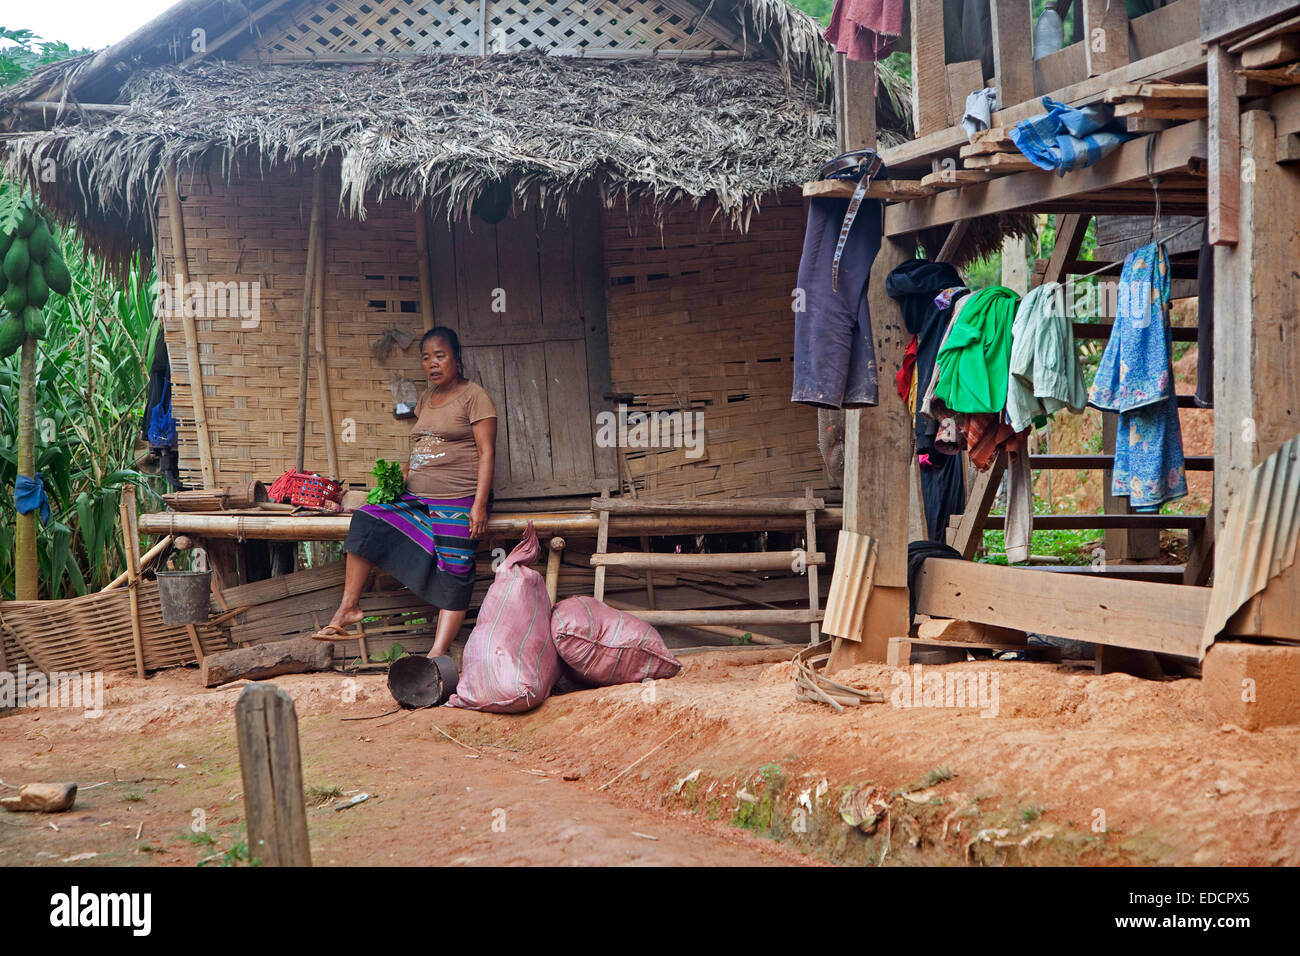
[447,522,558,713]
[550,596,681,686]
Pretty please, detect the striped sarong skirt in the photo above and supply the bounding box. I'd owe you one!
[344,492,484,611]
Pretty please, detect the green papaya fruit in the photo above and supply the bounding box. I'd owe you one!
[27,220,52,261]
[16,207,37,237]
[0,316,23,357]
[0,271,7,296]
[0,230,12,260]
[27,262,49,308]
[21,305,45,340]
[3,238,30,284]
[2,282,26,316]
[43,253,72,296]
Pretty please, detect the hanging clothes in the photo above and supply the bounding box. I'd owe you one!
[824,0,906,62]
[1088,243,1188,511]
[792,197,884,409]
[885,260,967,541]
[934,285,1020,414]
[1005,281,1088,433]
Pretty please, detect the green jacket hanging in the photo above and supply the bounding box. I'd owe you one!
[934,285,1020,414]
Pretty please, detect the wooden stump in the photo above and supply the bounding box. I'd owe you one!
[201,637,333,688]
[235,684,312,866]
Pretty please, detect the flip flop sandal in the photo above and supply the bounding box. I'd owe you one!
[312,623,365,642]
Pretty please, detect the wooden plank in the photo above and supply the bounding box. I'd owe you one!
[1083,0,1130,77]
[911,0,949,136]
[919,169,996,190]
[1129,0,1201,59]
[1031,453,1214,470]
[427,210,460,333]
[991,0,1035,109]
[886,120,1208,235]
[947,60,985,127]
[235,685,312,866]
[914,558,1210,657]
[1035,42,1087,96]
[948,452,1008,560]
[1036,213,1089,288]
[1208,44,1241,245]
[1240,34,1300,67]
[502,344,552,484]
[1201,0,1300,45]
[471,345,512,490]
[592,496,824,514]
[613,609,822,626]
[802,180,937,200]
[835,54,876,152]
[545,339,595,483]
[963,152,1042,172]
[880,39,1206,171]
[575,188,617,488]
[1226,11,1300,53]
[936,220,970,262]
[980,513,1207,530]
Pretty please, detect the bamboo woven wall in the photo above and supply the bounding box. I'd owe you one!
[158,167,824,500]
[158,163,429,492]
[603,191,826,499]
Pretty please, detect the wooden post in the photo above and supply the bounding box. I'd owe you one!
[415,202,436,330]
[990,0,1034,109]
[118,485,146,679]
[804,486,821,645]
[545,536,565,604]
[164,163,216,488]
[1214,106,1300,540]
[1102,412,1159,562]
[1082,0,1130,77]
[296,165,325,474]
[832,51,912,668]
[910,0,948,137]
[235,684,312,866]
[593,489,610,602]
[314,191,339,480]
[1208,43,1241,246]
[833,55,875,153]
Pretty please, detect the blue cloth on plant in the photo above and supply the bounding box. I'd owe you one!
[1011,96,1135,175]
[15,473,51,525]
[1087,243,1188,512]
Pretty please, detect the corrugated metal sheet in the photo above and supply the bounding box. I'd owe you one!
[1202,434,1300,655]
[822,531,876,641]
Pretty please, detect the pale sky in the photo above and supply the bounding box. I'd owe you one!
[5,0,177,52]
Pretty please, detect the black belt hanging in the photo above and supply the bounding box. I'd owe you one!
[818,148,886,292]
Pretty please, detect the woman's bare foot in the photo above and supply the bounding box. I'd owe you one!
[326,604,365,632]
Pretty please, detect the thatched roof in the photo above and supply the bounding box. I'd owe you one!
[2,51,846,271]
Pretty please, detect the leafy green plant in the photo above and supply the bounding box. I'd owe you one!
[367,459,405,504]
[730,632,753,646]
[372,642,408,664]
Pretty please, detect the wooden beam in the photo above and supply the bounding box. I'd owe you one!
[590,551,825,572]
[1208,44,1242,245]
[885,120,1208,235]
[591,496,822,514]
[835,54,877,152]
[163,162,216,488]
[936,219,970,263]
[947,60,985,126]
[1082,0,1130,77]
[991,0,1035,109]
[911,0,949,136]
[295,165,324,474]
[947,452,1008,559]
[1036,213,1090,287]
[313,192,339,480]
[915,559,1211,657]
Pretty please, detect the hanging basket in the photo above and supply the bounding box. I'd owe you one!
[267,470,344,510]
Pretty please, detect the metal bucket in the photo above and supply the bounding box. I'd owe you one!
[155,570,213,625]
[387,654,458,708]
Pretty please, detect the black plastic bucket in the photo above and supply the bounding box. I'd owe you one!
[387,654,458,708]
[155,570,212,625]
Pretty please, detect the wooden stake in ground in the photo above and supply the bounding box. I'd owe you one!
[118,484,146,679]
[235,684,312,866]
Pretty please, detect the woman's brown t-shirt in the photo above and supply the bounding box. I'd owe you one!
[406,381,497,499]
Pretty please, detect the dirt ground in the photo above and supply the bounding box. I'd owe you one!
[3,647,1298,867]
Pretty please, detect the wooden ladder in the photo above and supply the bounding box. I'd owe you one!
[590,488,826,644]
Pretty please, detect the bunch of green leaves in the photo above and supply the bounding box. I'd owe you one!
[367,459,405,504]
[0,29,89,87]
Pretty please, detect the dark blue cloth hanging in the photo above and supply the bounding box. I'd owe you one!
[15,473,51,525]
[146,379,177,448]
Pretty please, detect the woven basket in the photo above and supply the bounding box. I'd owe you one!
[267,470,344,510]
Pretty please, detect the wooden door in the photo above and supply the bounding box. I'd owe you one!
[425,187,617,499]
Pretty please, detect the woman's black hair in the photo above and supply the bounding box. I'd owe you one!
[421,326,465,377]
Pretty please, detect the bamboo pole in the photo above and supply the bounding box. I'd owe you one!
[296,165,325,474]
[414,201,435,330]
[164,162,216,488]
[545,536,565,604]
[119,485,147,679]
[312,187,339,478]
[804,486,821,645]
[591,551,826,572]
[101,534,174,591]
[137,509,846,540]
[14,337,37,600]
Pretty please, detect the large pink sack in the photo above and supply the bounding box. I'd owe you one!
[550,596,681,686]
[447,522,558,713]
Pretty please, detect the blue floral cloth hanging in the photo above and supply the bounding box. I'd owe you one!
[1087,242,1187,511]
